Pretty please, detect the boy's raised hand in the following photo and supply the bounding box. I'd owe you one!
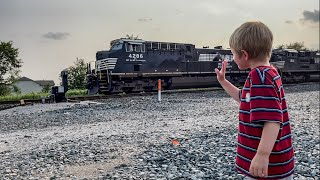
[214,60,227,82]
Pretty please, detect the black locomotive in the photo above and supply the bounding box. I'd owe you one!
[86,38,320,94]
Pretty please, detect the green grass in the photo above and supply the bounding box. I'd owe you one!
[0,89,88,102]
[66,89,88,97]
[0,92,49,102]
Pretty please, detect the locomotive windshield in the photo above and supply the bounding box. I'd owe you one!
[110,42,123,51]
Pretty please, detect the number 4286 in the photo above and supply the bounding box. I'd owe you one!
[128,54,143,59]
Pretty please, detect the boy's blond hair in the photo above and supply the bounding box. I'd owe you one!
[229,21,273,60]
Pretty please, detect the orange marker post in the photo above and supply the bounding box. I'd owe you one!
[158,79,161,102]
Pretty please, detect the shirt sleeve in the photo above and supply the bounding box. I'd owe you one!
[249,69,283,124]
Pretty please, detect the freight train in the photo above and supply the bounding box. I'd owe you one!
[86,38,320,94]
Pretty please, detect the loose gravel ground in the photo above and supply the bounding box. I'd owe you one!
[0,84,319,180]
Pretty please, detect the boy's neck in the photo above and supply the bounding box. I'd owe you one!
[248,58,270,69]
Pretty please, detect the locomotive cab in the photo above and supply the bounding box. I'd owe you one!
[123,40,146,73]
[86,39,148,94]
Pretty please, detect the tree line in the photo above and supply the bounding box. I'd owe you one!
[0,40,318,96]
[0,41,87,96]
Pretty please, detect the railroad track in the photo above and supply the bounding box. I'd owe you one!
[0,87,222,111]
[68,87,223,101]
[0,82,316,111]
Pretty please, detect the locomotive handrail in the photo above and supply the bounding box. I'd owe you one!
[86,61,96,74]
[270,61,285,69]
[96,58,117,71]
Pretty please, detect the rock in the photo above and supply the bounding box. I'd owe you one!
[0,84,318,179]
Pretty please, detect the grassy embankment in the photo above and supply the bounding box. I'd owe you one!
[0,89,88,102]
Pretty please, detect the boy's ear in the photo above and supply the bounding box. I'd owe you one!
[241,50,250,61]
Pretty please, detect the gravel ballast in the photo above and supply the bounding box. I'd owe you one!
[0,84,319,180]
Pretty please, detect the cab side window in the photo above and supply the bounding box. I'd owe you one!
[135,45,141,52]
[141,44,145,52]
[126,43,133,52]
[126,43,145,53]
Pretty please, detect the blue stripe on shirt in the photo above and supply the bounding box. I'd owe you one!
[239,121,264,128]
[250,108,283,113]
[239,109,250,114]
[239,131,291,143]
[236,154,294,166]
[237,142,294,155]
[250,96,280,101]
[273,75,281,81]
[256,68,270,84]
[251,84,274,88]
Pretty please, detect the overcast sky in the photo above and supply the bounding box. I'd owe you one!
[0,0,319,85]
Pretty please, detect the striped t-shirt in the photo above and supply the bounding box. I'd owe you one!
[236,66,294,179]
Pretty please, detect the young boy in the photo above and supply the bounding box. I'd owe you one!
[215,21,294,179]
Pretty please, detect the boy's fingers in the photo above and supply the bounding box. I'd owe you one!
[263,167,268,176]
[254,168,259,176]
[221,60,227,73]
[214,68,221,75]
[258,169,264,177]
[249,166,254,175]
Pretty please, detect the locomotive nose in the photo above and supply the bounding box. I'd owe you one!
[96,51,112,60]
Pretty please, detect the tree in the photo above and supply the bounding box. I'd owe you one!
[67,58,87,89]
[276,42,309,51]
[12,85,21,94]
[0,41,22,96]
[41,84,51,93]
